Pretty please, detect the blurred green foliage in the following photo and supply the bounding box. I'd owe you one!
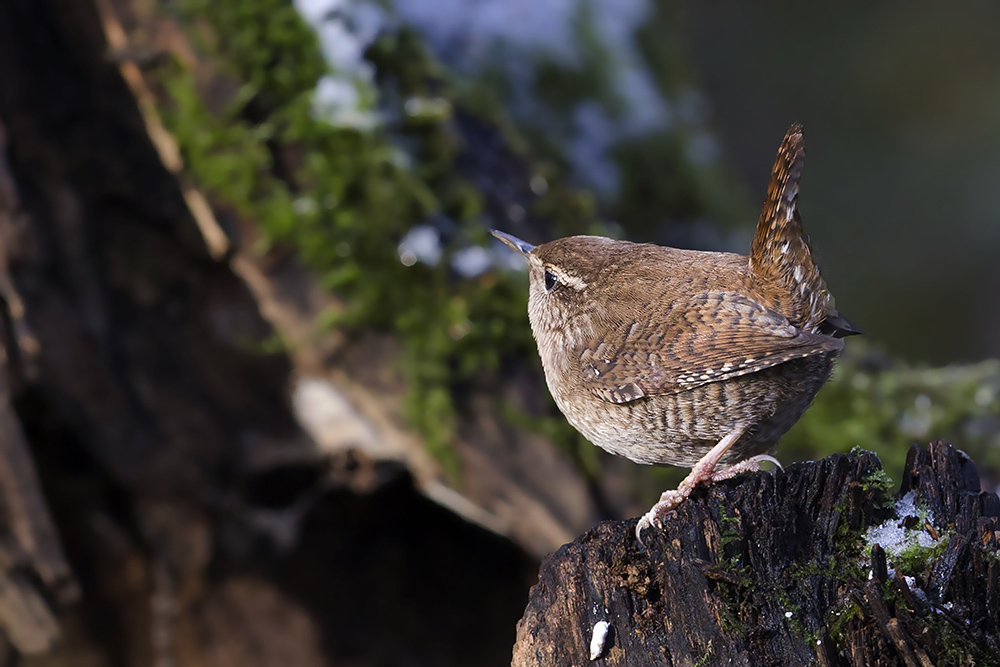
[180,0,326,106]
[784,345,1000,485]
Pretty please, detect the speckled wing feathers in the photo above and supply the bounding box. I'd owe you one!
[749,124,832,333]
[582,291,842,405]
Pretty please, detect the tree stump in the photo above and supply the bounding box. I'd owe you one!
[512,441,1000,666]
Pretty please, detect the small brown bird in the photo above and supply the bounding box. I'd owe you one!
[492,124,860,540]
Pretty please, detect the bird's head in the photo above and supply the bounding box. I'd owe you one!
[490,230,628,339]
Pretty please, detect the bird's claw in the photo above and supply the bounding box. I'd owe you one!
[635,491,684,544]
[711,454,783,482]
[635,513,660,545]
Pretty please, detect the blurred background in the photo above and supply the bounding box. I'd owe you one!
[0,0,997,665]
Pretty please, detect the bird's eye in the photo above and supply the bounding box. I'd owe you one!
[544,269,558,291]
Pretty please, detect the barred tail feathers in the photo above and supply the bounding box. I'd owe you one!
[749,124,831,332]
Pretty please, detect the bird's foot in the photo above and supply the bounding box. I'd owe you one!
[710,454,782,482]
[634,428,767,545]
[635,456,722,543]
[635,489,687,543]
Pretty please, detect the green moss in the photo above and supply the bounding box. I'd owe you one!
[894,594,1000,667]
[712,579,749,639]
[860,466,894,496]
[691,640,715,667]
[826,598,862,645]
[894,537,950,578]
[788,555,838,581]
[177,0,327,107]
[831,501,865,569]
[717,505,743,552]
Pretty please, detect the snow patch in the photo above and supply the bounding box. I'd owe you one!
[865,491,941,556]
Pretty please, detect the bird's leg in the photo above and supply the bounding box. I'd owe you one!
[636,426,749,542]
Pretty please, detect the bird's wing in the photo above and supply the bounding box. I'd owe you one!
[581,291,843,404]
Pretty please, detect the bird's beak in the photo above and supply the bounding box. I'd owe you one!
[490,229,535,255]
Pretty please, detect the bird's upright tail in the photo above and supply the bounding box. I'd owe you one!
[749,124,832,333]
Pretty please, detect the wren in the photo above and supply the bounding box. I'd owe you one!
[491,124,861,540]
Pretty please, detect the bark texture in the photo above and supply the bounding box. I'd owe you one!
[513,441,1000,667]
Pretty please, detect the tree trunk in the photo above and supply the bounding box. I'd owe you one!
[513,441,1000,666]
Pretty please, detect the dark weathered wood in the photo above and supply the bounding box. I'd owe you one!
[0,350,76,655]
[0,105,78,659]
[512,441,1000,666]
